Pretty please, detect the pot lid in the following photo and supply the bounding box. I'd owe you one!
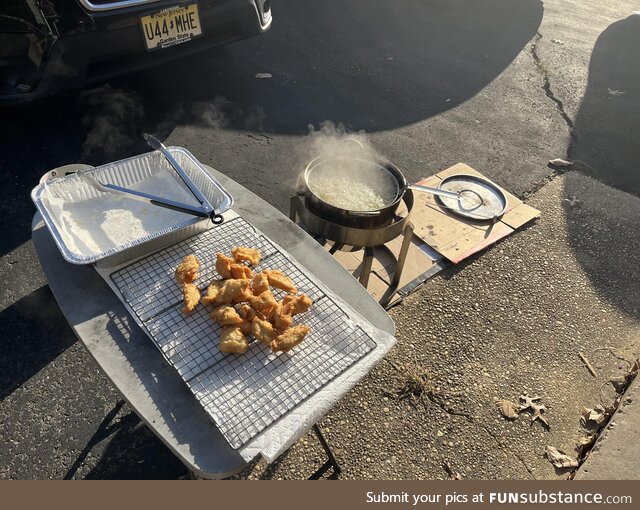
[436,174,508,221]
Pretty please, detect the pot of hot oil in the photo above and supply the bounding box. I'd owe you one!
[300,154,407,229]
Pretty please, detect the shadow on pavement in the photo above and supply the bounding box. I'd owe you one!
[562,173,640,322]
[139,0,544,135]
[0,99,85,259]
[572,13,640,196]
[0,285,76,401]
[79,404,187,480]
[563,15,640,322]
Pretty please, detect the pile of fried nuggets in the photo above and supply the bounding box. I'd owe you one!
[174,246,312,355]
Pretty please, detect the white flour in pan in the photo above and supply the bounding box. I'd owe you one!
[44,171,200,257]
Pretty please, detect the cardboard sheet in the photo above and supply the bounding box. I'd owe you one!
[329,234,445,303]
[411,163,539,263]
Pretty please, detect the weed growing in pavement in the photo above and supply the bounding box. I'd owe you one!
[385,358,474,421]
[399,365,434,401]
[385,358,435,407]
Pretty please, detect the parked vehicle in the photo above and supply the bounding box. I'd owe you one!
[0,0,272,102]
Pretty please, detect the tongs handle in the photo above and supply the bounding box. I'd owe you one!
[101,183,211,219]
[143,133,214,214]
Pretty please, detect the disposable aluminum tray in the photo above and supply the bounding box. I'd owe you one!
[31,147,233,266]
[107,217,378,449]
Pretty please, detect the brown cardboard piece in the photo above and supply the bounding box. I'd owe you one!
[328,235,443,302]
[411,163,539,263]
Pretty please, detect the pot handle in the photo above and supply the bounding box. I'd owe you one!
[346,210,381,217]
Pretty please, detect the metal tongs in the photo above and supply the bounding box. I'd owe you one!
[78,133,224,224]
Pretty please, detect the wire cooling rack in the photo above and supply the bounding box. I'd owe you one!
[109,217,377,449]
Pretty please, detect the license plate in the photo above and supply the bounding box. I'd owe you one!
[140,3,203,51]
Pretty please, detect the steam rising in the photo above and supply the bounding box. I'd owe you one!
[79,84,145,164]
[299,122,398,210]
[305,121,377,163]
[79,85,250,165]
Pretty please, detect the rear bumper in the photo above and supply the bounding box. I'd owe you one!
[1,0,271,102]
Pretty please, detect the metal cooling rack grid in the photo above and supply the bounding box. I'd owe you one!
[110,217,377,449]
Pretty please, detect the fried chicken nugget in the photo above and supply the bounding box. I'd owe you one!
[248,289,278,316]
[251,272,269,295]
[238,304,267,334]
[231,246,261,266]
[210,305,243,326]
[216,279,250,305]
[219,326,249,354]
[270,325,311,353]
[263,269,297,294]
[282,294,313,316]
[270,301,293,332]
[237,304,255,335]
[230,263,253,280]
[251,317,278,346]
[201,280,223,306]
[181,283,200,315]
[232,282,254,304]
[215,252,235,279]
[175,255,199,284]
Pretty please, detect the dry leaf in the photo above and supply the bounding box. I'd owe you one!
[576,435,597,463]
[577,435,597,448]
[546,446,579,468]
[519,393,542,410]
[564,196,582,207]
[610,376,627,393]
[496,399,519,420]
[549,158,573,167]
[581,406,610,427]
[520,393,549,428]
[532,404,549,428]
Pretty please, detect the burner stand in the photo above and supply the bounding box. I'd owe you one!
[289,193,414,305]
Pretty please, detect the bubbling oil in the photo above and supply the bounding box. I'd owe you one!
[308,165,398,211]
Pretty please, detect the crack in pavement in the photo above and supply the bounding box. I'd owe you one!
[418,393,538,478]
[243,132,273,144]
[427,394,475,423]
[530,32,577,159]
[482,424,537,480]
[519,32,583,200]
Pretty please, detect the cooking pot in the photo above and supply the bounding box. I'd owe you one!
[301,151,406,228]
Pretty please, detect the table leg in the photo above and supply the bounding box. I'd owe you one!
[329,242,344,255]
[308,424,342,479]
[390,222,414,289]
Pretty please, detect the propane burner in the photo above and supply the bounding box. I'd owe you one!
[289,191,415,306]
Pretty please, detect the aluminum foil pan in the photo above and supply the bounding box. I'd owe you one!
[31,147,233,266]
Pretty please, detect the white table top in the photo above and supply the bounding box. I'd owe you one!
[31,165,394,478]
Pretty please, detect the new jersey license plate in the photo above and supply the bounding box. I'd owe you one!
[140,3,203,51]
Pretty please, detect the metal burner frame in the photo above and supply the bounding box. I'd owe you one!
[289,192,415,307]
